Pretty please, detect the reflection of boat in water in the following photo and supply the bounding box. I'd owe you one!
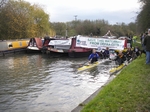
[109,63,125,75]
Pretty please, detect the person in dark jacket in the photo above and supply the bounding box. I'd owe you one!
[115,51,126,65]
[144,29,150,64]
[133,46,141,57]
[88,49,99,63]
[126,48,133,61]
[103,47,110,59]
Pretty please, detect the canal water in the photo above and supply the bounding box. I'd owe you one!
[0,53,114,112]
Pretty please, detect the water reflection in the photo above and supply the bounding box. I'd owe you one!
[0,54,113,112]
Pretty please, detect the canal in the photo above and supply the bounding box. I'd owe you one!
[0,53,114,112]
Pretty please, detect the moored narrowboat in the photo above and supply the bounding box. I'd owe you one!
[48,38,71,51]
[41,37,58,54]
[0,39,29,56]
[27,37,43,52]
[68,38,92,58]
[40,36,71,56]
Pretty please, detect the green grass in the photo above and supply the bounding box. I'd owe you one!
[81,55,150,112]
[132,41,142,49]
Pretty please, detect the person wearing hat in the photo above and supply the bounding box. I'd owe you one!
[144,29,150,64]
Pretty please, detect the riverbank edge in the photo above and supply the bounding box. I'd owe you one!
[71,42,144,112]
[71,67,123,112]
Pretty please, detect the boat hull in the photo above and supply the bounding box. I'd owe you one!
[68,50,92,58]
[0,40,29,56]
[109,64,125,74]
[77,61,100,72]
[26,46,41,53]
[27,37,43,53]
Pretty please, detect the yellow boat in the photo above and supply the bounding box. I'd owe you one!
[0,40,29,51]
[0,39,29,56]
[77,61,100,72]
[109,63,125,74]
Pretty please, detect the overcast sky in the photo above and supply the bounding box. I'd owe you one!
[25,0,141,24]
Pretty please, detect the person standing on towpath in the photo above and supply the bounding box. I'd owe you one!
[144,29,150,64]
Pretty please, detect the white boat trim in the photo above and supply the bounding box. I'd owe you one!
[27,46,39,50]
[48,48,64,53]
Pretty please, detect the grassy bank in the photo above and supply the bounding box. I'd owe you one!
[81,55,150,112]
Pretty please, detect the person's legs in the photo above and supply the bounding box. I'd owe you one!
[132,52,137,59]
[146,51,150,64]
[117,58,122,65]
[106,54,109,58]
[99,52,103,59]
[148,51,150,64]
[91,57,97,63]
[135,52,139,57]
[127,56,131,61]
[102,52,106,59]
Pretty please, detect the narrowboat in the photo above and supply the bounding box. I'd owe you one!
[41,36,51,54]
[48,38,71,52]
[47,38,72,57]
[26,37,43,52]
[41,37,72,57]
[0,39,29,56]
[42,36,92,58]
[68,37,92,58]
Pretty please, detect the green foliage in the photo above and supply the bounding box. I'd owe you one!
[0,0,50,40]
[51,20,137,37]
[0,0,138,39]
[136,0,150,32]
[50,22,66,37]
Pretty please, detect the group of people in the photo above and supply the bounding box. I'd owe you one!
[88,46,142,66]
[116,46,142,65]
[88,47,110,64]
[88,28,150,65]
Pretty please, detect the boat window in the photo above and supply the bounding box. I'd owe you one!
[19,42,22,46]
[8,43,13,48]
